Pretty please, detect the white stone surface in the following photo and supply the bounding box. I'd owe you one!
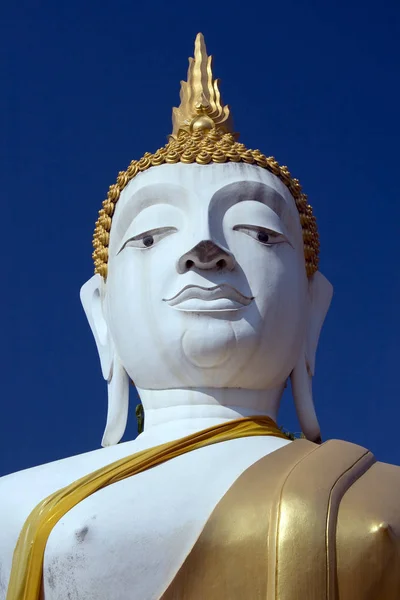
[0,162,332,599]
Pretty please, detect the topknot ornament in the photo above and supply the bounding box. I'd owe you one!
[171,33,233,138]
[93,34,320,279]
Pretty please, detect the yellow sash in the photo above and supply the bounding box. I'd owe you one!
[7,416,287,600]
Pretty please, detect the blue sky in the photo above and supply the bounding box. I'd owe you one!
[1,0,399,475]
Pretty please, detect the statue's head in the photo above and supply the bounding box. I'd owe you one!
[81,34,333,446]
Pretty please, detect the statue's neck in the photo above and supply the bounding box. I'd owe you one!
[135,386,284,446]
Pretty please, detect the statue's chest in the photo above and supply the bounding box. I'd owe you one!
[43,437,288,600]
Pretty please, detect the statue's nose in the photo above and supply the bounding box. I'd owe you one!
[177,240,236,274]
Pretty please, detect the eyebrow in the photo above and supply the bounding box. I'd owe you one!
[112,182,187,247]
[209,180,289,221]
[211,180,302,240]
[112,176,295,251]
[120,179,285,216]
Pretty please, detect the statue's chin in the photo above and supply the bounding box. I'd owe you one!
[181,320,237,369]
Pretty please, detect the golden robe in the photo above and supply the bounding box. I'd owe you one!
[162,439,400,600]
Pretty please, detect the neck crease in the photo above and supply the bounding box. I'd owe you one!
[135,386,284,442]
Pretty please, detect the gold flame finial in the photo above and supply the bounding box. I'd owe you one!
[171,33,233,138]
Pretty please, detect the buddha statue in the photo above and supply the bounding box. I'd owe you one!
[1,33,399,600]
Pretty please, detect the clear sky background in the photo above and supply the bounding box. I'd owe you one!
[1,0,399,476]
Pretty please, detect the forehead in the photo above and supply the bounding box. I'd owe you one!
[111,162,300,243]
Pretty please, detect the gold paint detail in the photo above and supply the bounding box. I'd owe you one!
[92,34,320,279]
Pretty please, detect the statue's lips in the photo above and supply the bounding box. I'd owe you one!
[163,284,254,312]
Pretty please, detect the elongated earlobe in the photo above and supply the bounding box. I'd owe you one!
[102,354,130,447]
[81,275,130,446]
[291,271,333,443]
[291,351,321,443]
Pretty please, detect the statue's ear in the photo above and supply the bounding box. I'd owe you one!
[305,272,333,376]
[291,272,333,443]
[80,274,113,380]
[80,274,129,446]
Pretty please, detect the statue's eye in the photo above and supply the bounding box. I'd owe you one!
[143,235,154,247]
[233,225,286,246]
[256,231,270,244]
[119,227,177,252]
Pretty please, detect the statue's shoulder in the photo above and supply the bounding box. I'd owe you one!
[333,438,400,531]
[316,436,400,497]
[0,440,139,515]
[0,454,85,589]
[238,437,400,598]
[0,436,144,491]
[288,436,400,521]
[288,435,400,488]
[0,443,127,583]
[288,437,400,599]
[0,445,101,496]
[323,438,400,599]
[0,454,76,514]
[196,437,400,599]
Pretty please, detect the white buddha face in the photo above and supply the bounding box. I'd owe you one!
[104,162,308,390]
